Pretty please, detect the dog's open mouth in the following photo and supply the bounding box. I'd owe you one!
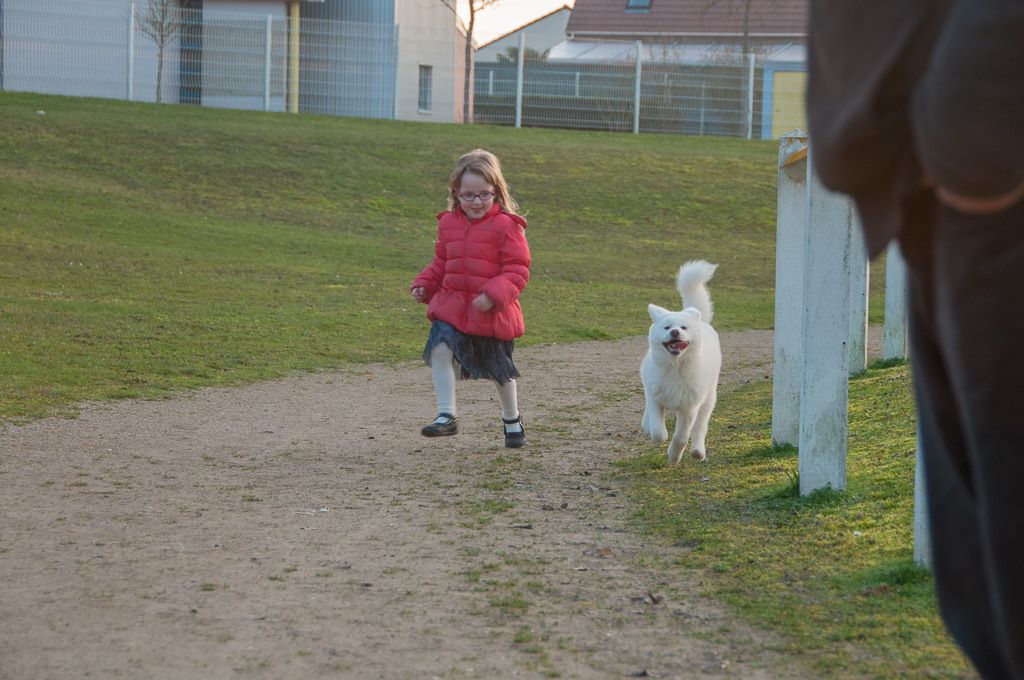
[663,340,689,355]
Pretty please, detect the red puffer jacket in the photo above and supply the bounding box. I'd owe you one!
[412,203,530,340]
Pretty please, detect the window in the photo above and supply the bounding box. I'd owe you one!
[418,65,432,112]
[625,0,653,10]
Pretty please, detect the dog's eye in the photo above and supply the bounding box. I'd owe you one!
[680,326,687,331]
[663,326,670,330]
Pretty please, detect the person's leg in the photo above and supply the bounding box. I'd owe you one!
[422,343,458,436]
[931,199,1024,677]
[430,343,457,417]
[905,262,1010,678]
[495,379,525,448]
[494,379,521,430]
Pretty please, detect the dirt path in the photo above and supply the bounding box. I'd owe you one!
[0,329,881,679]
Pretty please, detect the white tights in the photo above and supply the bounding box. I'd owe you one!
[430,343,520,427]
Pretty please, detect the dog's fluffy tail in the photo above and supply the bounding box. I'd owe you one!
[676,260,717,323]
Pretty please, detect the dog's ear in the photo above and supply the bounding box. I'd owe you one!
[683,306,702,321]
[648,304,670,320]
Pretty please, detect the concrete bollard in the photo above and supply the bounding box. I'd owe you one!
[797,147,854,494]
[883,241,909,360]
[848,210,869,375]
[914,434,932,568]
[772,134,929,564]
[771,130,808,447]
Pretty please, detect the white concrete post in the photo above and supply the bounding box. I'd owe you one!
[126,2,135,101]
[745,52,755,140]
[883,241,909,360]
[798,149,854,495]
[514,32,525,128]
[633,40,643,134]
[698,82,706,135]
[263,15,273,112]
[771,130,808,447]
[913,432,932,567]
[887,243,925,567]
[848,210,870,375]
[390,24,400,120]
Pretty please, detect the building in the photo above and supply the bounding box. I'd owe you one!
[474,5,571,62]
[0,0,468,123]
[301,0,468,122]
[560,0,806,54]
[550,0,808,137]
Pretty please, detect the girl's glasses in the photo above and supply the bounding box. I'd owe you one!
[458,191,495,202]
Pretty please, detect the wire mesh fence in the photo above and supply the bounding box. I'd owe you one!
[1,0,134,100]
[475,50,806,139]
[298,17,396,119]
[0,1,805,139]
[0,0,396,117]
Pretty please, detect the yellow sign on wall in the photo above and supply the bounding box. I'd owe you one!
[771,70,807,139]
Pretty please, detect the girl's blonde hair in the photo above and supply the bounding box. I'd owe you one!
[447,148,520,215]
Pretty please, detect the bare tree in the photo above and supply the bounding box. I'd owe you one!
[698,0,783,136]
[698,0,755,56]
[138,0,182,103]
[440,0,500,124]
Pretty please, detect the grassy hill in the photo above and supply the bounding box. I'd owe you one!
[1,90,865,420]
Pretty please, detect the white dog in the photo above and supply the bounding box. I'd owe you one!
[641,260,722,465]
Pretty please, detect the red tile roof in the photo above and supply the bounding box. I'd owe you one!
[566,0,807,37]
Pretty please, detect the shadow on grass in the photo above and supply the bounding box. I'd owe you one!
[758,471,847,509]
[744,442,797,459]
[856,558,932,590]
[612,449,665,473]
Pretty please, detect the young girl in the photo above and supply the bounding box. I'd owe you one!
[410,149,531,448]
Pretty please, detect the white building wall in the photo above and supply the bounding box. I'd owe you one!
[475,8,570,62]
[204,0,282,14]
[393,0,463,123]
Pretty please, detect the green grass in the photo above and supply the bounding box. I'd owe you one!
[1,91,888,421]
[616,365,974,678]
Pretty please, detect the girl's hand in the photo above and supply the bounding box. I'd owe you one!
[411,287,426,302]
[472,293,495,311]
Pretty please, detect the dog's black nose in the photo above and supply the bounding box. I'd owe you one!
[670,329,680,337]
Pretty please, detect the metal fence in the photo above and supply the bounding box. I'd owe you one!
[0,1,805,139]
[474,49,806,139]
[0,0,397,118]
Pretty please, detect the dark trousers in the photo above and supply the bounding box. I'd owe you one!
[901,194,1024,679]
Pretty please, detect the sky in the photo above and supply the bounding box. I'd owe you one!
[463,0,575,45]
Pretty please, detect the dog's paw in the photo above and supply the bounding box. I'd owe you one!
[690,449,706,461]
[651,428,668,442]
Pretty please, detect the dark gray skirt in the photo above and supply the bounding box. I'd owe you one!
[422,320,520,385]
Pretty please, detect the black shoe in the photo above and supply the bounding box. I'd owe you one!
[503,416,526,448]
[421,413,458,437]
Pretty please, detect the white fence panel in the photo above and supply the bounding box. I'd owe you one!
[298,17,396,118]
[0,0,395,118]
[199,10,286,112]
[475,49,802,139]
[2,0,137,100]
